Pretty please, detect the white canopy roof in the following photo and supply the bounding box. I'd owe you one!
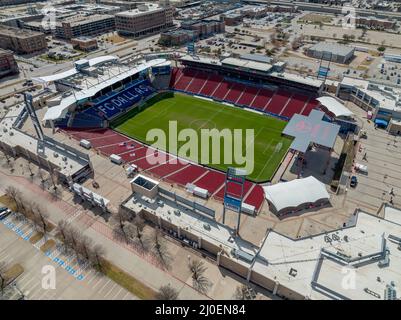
[43,58,167,121]
[32,55,118,84]
[317,96,353,117]
[263,176,330,212]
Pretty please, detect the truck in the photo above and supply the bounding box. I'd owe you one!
[79,139,91,149]
[110,154,122,165]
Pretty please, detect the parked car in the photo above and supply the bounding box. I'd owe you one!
[0,209,12,220]
[350,176,358,188]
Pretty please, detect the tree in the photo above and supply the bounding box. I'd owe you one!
[5,186,22,213]
[112,209,131,243]
[131,214,150,250]
[0,261,9,296]
[188,259,211,293]
[32,204,50,239]
[77,235,93,262]
[151,228,171,268]
[156,284,179,300]
[233,284,256,300]
[90,244,105,271]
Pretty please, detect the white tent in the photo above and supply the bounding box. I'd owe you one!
[263,176,330,213]
[317,96,353,118]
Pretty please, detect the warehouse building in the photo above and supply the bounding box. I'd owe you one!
[307,42,355,64]
[115,3,174,38]
[0,26,47,54]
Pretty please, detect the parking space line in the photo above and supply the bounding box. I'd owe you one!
[103,283,118,299]
[92,277,105,290]
[98,279,113,294]
[111,287,124,300]
[121,291,131,300]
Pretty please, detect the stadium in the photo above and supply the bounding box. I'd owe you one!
[33,53,347,215]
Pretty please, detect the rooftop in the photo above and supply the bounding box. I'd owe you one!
[0,25,44,38]
[116,3,165,17]
[309,42,355,56]
[253,209,401,300]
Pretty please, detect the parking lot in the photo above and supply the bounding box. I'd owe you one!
[345,103,401,213]
[0,213,137,300]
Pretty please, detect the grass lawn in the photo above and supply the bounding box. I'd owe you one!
[112,92,291,182]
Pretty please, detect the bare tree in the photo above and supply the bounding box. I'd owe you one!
[57,220,71,252]
[151,228,171,269]
[32,205,50,239]
[112,209,131,243]
[0,261,8,296]
[188,259,211,294]
[77,235,93,262]
[131,214,150,251]
[5,186,22,213]
[89,244,106,271]
[233,284,256,300]
[156,284,179,300]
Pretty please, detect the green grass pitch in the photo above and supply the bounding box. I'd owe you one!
[112,92,292,182]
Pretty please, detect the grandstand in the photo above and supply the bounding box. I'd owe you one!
[63,127,266,211]
[169,58,323,121]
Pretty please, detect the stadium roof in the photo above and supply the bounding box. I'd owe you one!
[240,54,273,64]
[43,58,167,121]
[33,55,118,84]
[221,57,272,72]
[282,110,340,153]
[316,96,353,117]
[263,176,329,213]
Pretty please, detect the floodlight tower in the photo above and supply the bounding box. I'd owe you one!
[222,167,247,236]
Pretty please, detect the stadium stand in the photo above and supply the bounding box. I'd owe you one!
[62,128,265,211]
[169,67,322,120]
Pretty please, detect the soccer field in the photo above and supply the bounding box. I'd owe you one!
[112,92,292,182]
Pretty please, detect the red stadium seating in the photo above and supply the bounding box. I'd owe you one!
[175,69,198,91]
[147,158,188,178]
[199,74,224,96]
[250,88,274,111]
[212,80,232,100]
[195,171,225,194]
[186,71,208,94]
[264,89,291,115]
[225,83,246,103]
[214,180,253,200]
[280,93,309,118]
[301,99,320,116]
[167,165,208,185]
[243,185,265,211]
[237,86,259,106]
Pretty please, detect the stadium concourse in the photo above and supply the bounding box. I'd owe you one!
[62,128,266,211]
[169,67,321,120]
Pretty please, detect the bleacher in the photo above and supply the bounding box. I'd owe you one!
[55,79,155,129]
[169,67,321,120]
[63,128,267,212]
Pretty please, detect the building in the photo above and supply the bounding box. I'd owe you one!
[0,26,47,54]
[221,13,243,26]
[71,37,98,52]
[307,42,355,64]
[356,16,396,30]
[181,19,225,38]
[159,29,196,46]
[0,49,19,78]
[115,3,174,38]
[55,14,115,39]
